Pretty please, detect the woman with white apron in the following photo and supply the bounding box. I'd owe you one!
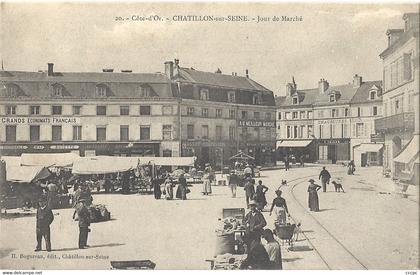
[269,190,289,225]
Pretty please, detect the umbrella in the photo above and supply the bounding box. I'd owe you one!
[171,169,186,178]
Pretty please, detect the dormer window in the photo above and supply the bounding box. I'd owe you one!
[4,84,20,97]
[252,94,261,105]
[51,84,65,97]
[370,90,376,100]
[228,91,235,103]
[96,84,109,97]
[329,94,335,102]
[139,85,155,97]
[200,89,209,100]
[292,96,299,105]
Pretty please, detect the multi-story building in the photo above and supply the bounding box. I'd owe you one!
[0,60,277,168]
[276,75,383,165]
[375,13,419,182]
[165,60,276,168]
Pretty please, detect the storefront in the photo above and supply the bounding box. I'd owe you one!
[0,142,161,157]
[276,139,316,163]
[316,139,350,164]
[239,141,276,166]
[353,143,384,167]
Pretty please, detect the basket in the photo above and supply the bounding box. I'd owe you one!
[275,223,296,240]
[222,208,245,220]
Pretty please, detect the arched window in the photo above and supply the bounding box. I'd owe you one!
[96,84,110,97]
[227,91,235,103]
[329,94,335,102]
[4,83,20,97]
[51,83,65,97]
[138,85,156,97]
[252,94,261,105]
[200,89,209,100]
[370,90,377,100]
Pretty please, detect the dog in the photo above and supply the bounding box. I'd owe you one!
[331,181,345,192]
[281,180,287,186]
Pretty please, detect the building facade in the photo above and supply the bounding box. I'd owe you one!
[375,13,419,181]
[1,61,277,168]
[276,75,383,165]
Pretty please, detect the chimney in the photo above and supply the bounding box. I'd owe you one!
[318,78,329,94]
[121,70,132,73]
[386,29,404,47]
[164,61,174,79]
[286,83,293,97]
[403,13,420,32]
[47,63,54,76]
[246,69,249,78]
[353,74,362,87]
[102,68,114,72]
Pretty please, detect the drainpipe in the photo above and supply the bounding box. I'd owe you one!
[177,81,182,157]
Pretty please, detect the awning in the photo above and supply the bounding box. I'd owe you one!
[355,143,384,153]
[138,157,196,167]
[72,156,139,175]
[277,140,313,148]
[6,165,52,183]
[229,152,255,160]
[21,153,80,167]
[394,134,419,164]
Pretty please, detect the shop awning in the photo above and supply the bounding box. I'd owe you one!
[355,143,384,153]
[72,156,140,175]
[138,157,196,167]
[21,153,80,167]
[6,165,52,183]
[394,134,419,164]
[277,140,313,148]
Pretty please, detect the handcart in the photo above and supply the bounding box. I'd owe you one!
[274,222,297,250]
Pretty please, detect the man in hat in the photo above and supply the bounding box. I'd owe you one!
[228,170,240,198]
[244,178,255,208]
[319,167,331,192]
[35,197,54,252]
[243,200,267,246]
[73,198,91,249]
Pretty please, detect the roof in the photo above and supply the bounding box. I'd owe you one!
[350,81,383,104]
[380,25,419,59]
[177,67,271,92]
[314,83,358,106]
[0,71,174,99]
[275,96,286,106]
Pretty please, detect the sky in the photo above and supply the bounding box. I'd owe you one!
[0,2,418,96]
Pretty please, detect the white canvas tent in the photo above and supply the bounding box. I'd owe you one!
[0,156,52,183]
[20,153,80,167]
[72,156,140,175]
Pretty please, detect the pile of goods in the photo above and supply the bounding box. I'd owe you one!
[215,217,245,235]
[212,253,247,270]
[88,204,111,222]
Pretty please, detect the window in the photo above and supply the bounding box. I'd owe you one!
[202,108,209,117]
[356,123,364,137]
[216,126,222,140]
[6,105,16,115]
[30,125,40,141]
[187,107,194,116]
[216,109,223,118]
[318,110,324,118]
[292,112,298,119]
[332,109,336,118]
[254,112,260,120]
[52,105,62,115]
[357,107,361,117]
[120,125,129,141]
[163,125,172,140]
[202,125,209,139]
[307,125,313,138]
[5,84,19,97]
[140,106,151,115]
[266,128,271,140]
[140,126,150,140]
[403,53,412,81]
[229,110,236,119]
[278,112,282,120]
[293,126,298,138]
[265,113,272,120]
[285,112,291,120]
[331,124,336,138]
[96,105,106,116]
[229,127,236,140]
[73,106,82,115]
[200,89,209,100]
[241,111,248,119]
[187,125,194,139]
[52,84,63,97]
[299,126,304,138]
[292,97,298,105]
[329,95,335,102]
[5,125,16,142]
[319,145,328,160]
[163,149,172,157]
[408,94,415,111]
[373,106,378,116]
[287,126,291,138]
[139,86,153,97]
[319,125,324,138]
[300,111,306,119]
[228,91,236,103]
[308,111,313,119]
[73,126,82,141]
[344,108,349,117]
[163,106,172,115]
[96,126,107,141]
[370,91,376,100]
[370,152,378,162]
[241,127,248,139]
[342,124,349,138]
[252,94,261,105]
[96,85,108,97]
[120,106,129,116]
[52,126,62,141]
[30,106,40,115]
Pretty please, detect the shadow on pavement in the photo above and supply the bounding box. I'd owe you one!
[282,257,303,262]
[53,243,125,252]
[0,212,36,219]
[288,245,313,252]
[318,208,336,212]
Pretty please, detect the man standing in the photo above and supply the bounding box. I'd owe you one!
[244,178,255,208]
[228,170,239,198]
[73,198,91,249]
[35,197,54,252]
[319,166,331,192]
[244,164,252,178]
[243,200,267,246]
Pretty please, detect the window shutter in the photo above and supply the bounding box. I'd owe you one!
[403,53,412,81]
[352,123,356,137]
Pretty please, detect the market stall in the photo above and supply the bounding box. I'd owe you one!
[20,152,80,167]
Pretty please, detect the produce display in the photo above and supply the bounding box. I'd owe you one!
[215,217,245,235]
[88,204,111,222]
[212,253,247,270]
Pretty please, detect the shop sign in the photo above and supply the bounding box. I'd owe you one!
[317,119,348,125]
[0,117,81,125]
[370,133,385,143]
[182,141,228,149]
[238,120,275,128]
[318,139,349,144]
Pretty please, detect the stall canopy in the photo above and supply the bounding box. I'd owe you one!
[139,157,196,167]
[21,153,80,167]
[276,140,313,148]
[394,134,419,164]
[72,156,140,175]
[6,165,52,183]
[355,143,384,153]
[229,151,255,160]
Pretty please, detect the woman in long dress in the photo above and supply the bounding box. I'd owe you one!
[165,178,173,200]
[269,190,289,225]
[255,180,268,210]
[202,165,212,195]
[307,179,321,212]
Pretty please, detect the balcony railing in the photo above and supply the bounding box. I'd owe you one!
[375,112,415,133]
